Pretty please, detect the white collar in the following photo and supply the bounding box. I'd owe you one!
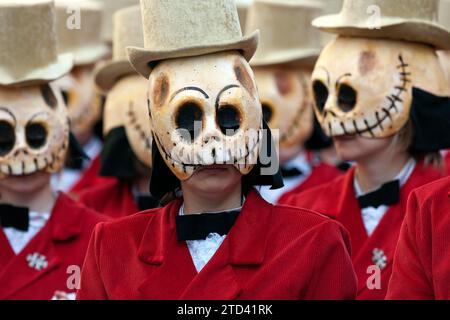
[354,158,416,196]
[83,136,102,159]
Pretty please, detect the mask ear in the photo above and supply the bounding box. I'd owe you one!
[304,114,333,151]
[409,87,450,153]
[99,127,138,179]
[66,132,89,169]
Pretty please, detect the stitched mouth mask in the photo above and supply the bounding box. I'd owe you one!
[253,67,314,151]
[311,36,449,138]
[147,51,262,181]
[103,74,152,168]
[0,84,69,178]
[53,66,103,140]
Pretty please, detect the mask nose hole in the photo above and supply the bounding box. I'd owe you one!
[0,121,15,157]
[175,101,204,142]
[216,104,241,136]
[337,84,357,113]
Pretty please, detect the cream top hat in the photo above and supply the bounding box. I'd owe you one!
[55,0,110,66]
[95,5,144,92]
[0,0,73,87]
[246,0,323,67]
[313,0,450,50]
[236,0,252,32]
[440,0,450,30]
[90,0,140,43]
[127,0,259,79]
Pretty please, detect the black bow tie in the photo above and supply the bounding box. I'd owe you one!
[176,209,240,241]
[0,204,30,231]
[65,158,84,170]
[136,195,160,211]
[357,180,400,209]
[280,167,303,178]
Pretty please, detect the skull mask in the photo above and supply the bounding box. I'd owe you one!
[148,51,262,181]
[53,65,103,141]
[312,36,449,138]
[103,74,153,167]
[253,67,314,152]
[0,84,69,178]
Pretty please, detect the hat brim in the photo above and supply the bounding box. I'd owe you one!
[0,53,73,87]
[94,60,136,93]
[127,30,260,79]
[313,14,450,50]
[71,44,111,66]
[250,48,321,67]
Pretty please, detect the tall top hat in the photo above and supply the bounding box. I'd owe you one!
[246,0,323,67]
[55,0,110,66]
[90,0,140,43]
[127,0,259,78]
[0,0,73,87]
[313,0,450,49]
[95,5,144,92]
[236,0,252,32]
[440,0,450,30]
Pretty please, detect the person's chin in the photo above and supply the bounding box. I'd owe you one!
[1,171,49,192]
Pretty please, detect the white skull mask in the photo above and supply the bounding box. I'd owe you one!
[103,74,152,167]
[312,36,449,138]
[148,51,262,181]
[0,84,69,178]
[53,65,103,140]
[253,67,314,151]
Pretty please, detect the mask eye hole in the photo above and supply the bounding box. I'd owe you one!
[217,104,241,136]
[26,123,48,149]
[312,80,329,113]
[261,102,274,123]
[175,101,203,142]
[0,121,15,157]
[60,90,70,106]
[337,84,357,112]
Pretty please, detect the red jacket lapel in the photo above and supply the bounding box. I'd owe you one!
[138,190,270,300]
[0,193,84,299]
[0,229,15,270]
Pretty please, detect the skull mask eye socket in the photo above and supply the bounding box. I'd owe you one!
[60,90,70,106]
[217,104,241,136]
[26,123,48,149]
[337,84,357,113]
[175,101,203,142]
[261,102,274,123]
[312,80,329,113]
[0,121,15,156]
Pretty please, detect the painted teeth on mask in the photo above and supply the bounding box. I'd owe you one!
[156,131,260,173]
[326,54,411,137]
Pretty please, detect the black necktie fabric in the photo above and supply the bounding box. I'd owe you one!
[357,180,400,209]
[176,209,240,241]
[136,195,160,211]
[0,204,29,231]
[280,167,303,178]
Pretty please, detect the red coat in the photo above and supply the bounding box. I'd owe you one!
[445,151,450,175]
[386,177,450,299]
[278,163,343,205]
[77,190,357,300]
[78,179,139,218]
[0,193,106,300]
[70,155,114,197]
[283,162,443,300]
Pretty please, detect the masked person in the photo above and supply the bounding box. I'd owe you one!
[77,0,357,300]
[51,0,112,196]
[246,0,343,205]
[78,6,158,218]
[385,176,450,300]
[0,0,106,300]
[284,0,450,300]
